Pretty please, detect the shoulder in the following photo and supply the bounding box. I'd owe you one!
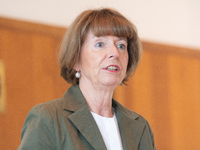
[29,98,63,117]
[28,97,75,124]
[19,98,69,148]
[23,98,64,127]
[34,98,63,111]
[27,84,84,121]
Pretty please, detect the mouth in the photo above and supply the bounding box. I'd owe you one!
[103,65,120,72]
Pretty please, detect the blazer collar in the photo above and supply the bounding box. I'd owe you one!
[62,84,145,150]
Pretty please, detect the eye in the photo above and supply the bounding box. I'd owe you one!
[95,42,104,48]
[117,44,126,50]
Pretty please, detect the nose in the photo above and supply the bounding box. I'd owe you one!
[108,44,119,59]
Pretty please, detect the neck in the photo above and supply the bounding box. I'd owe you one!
[79,80,115,118]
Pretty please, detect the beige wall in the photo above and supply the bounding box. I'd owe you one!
[0,0,200,49]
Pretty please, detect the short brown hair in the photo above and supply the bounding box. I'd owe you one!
[59,8,142,85]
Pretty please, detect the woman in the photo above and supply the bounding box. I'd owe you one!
[18,8,156,150]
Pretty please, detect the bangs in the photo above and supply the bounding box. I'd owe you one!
[89,11,136,39]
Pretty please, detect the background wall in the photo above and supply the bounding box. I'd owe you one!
[0,17,69,149]
[1,16,200,150]
[1,1,200,149]
[0,0,200,49]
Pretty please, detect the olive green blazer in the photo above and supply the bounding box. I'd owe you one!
[18,84,156,150]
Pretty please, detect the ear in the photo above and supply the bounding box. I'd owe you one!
[73,61,80,71]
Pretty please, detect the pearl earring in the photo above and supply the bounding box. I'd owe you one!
[75,71,80,78]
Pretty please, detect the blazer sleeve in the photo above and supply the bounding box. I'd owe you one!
[18,104,56,150]
[139,119,156,150]
[147,121,156,150]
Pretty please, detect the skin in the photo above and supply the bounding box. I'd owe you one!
[74,30,128,117]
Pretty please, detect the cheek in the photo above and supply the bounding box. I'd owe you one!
[122,54,129,76]
[125,56,128,65]
[123,53,129,68]
[80,52,101,73]
[92,52,106,65]
[79,53,91,72]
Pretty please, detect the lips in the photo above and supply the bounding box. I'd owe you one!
[103,65,120,72]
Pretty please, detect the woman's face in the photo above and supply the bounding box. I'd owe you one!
[76,30,128,88]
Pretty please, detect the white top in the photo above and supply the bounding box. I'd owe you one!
[91,111,123,150]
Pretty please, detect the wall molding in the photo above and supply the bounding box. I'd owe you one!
[0,17,66,38]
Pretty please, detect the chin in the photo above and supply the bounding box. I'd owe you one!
[101,78,122,87]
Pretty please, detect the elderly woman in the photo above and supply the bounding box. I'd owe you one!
[18,8,156,150]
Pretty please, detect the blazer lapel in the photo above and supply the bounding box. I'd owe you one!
[113,100,145,150]
[63,85,107,150]
[68,105,107,150]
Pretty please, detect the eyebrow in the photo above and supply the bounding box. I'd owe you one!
[94,36,127,41]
